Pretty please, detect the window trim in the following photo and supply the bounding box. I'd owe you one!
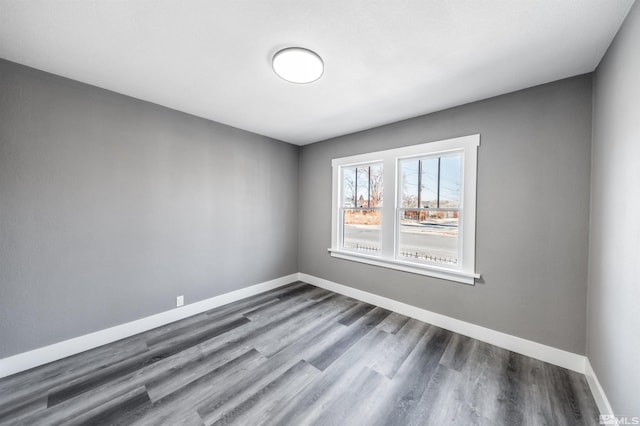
[329,134,481,285]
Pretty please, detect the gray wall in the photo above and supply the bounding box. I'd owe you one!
[299,75,592,355]
[589,0,640,415]
[0,59,299,358]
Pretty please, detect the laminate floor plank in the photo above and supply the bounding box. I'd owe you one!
[242,290,334,323]
[376,311,411,334]
[0,338,150,417]
[367,318,431,379]
[267,329,390,426]
[0,395,47,426]
[22,343,209,425]
[306,306,391,371]
[0,282,600,425]
[209,360,320,426]
[146,298,274,347]
[310,366,389,426]
[150,295,353,405]
[204,282,306,320]
[46,316,250,407]
[200,282,301,319]
[28,323,266,424]
[450,338,511,421]
[197,319,355,424]
[183,316,346,426]
[337,301,376,326]
[496,351,531,426]
[144,344,249,402]
[541,361,596,426]
[128,349,268,426]
[569,369,602,425]
[145,316,250,352]
[0,335,149,394]
[440,332,475,372]
[173,293,347,364]
[168,293,350,374]
[139,281,304,345]
[170,302,353,425]
[252,295,357,357]
[303,286,333,300]
[370,326,453,426]
[65,386,152,426]
[409,363,461,425]
[236,298,282,320]
[275,283,318,301]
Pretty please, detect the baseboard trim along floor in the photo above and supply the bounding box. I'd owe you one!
[584,358,615,417]
[0,271,611,416]
[0,273,298,379]
[0,282,600,424]
[299,273,585,372]
[297,272,612,417]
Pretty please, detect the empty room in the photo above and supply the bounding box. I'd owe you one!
[0,1,638,425]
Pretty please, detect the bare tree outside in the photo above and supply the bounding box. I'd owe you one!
[340,155,461,263]
[341,163,383,252]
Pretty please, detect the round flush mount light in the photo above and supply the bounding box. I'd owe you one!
[272,47,324,84]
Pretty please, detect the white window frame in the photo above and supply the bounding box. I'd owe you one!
[329,134,481,285]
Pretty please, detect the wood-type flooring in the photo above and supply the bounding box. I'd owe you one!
[0,281,600,425]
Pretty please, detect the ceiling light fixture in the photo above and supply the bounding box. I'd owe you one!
[272,47,324,84]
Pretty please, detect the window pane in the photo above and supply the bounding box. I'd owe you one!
[342,167,356,207]
[342,209,382,254]
[369,163,383,207]
[420,158,439,208]
[355,167,369,207]
[397,210,459,265]
[440,154,461,208]
[400,160,418,208]
[343,163,383,208]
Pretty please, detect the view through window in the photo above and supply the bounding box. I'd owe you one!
[397,153,461,265]
[330,134,479,284]
[341,163,383,253]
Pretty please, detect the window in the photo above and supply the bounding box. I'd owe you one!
[330,134,480,285]
[340,163,384,253]
[397,153,461,265]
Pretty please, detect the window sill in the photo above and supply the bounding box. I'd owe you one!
[327,248,480,285]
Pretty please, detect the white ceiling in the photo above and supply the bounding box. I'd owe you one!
[0,1,634,145]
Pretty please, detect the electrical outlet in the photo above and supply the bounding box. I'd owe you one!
[176,295,184,307]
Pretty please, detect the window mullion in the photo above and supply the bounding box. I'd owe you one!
[381,156,396,258]
[418,159,422,208]
[368,165,371,208]
[437,156,441,208]
[354,167,358,206]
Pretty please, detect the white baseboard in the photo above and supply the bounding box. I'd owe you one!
[299,273,587,374]
[584,359,614,416]
[2,270,612,415]
[0,274,298,379]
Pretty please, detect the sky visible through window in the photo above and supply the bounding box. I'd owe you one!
[400,153,461,208]
[342,163,383,208]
